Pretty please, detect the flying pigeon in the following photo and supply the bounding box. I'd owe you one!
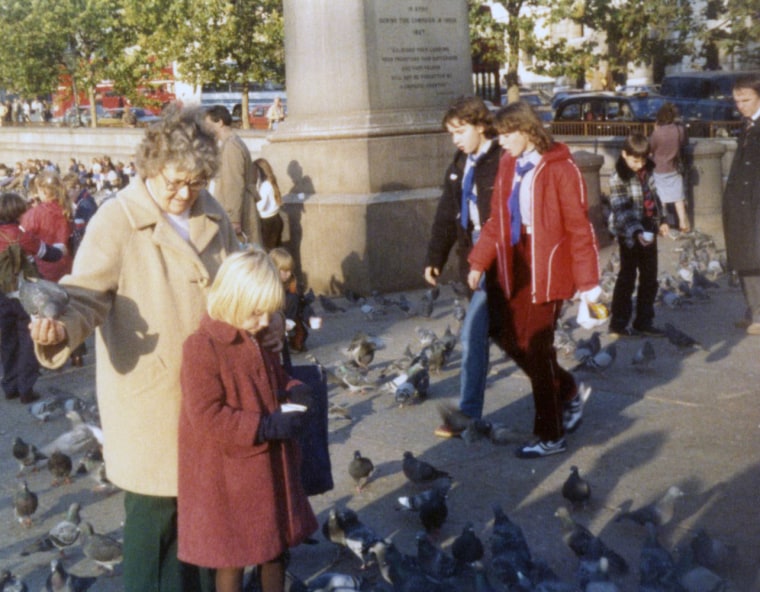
[402,451,450,484]
[348,450,374,492]
[616,485,684,528]
[18,272,69,319]
[561,465,591,507]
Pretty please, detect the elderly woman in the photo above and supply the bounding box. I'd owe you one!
[30,106,283,592]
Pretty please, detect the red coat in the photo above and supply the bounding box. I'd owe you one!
[177,314,317,568]
[469,142,599,303]
[0,222,44,257]
[20,201,72,282]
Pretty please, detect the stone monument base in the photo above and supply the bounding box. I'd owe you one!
[280,188,444,295]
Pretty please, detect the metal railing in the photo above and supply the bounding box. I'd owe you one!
[549,120,743,138]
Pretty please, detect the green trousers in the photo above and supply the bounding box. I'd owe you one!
[123,491,215,592]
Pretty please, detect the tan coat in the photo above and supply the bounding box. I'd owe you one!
[35,178,239,496]
[213,134,262,247]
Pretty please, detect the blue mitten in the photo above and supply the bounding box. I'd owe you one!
[256,408,306,443]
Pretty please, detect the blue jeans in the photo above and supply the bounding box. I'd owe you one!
[458,286,490,418]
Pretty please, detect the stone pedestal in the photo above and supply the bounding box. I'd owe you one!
[691,140,727,246]
[263,0,472,293]
[573,150,609,246]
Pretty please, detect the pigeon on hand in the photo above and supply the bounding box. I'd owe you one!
[663,323,703,352]
[18,272,69,319]
[451,522,485,566]
[632,340,656,369]
[402,451,450,484]
[12,436,47,476]
[348,450,374,492]
[561,466,591,508]
[47,450,73,486]
[79,522,123,573]
[616,485,684,528]
[554,507,629,576]
[45,558,97,592]
[322,507,384,569]
[14,480,38,527]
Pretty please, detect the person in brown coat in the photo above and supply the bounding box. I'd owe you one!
[178,249,317,592]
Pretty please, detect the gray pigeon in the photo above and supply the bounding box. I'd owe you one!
[12,436,47,476]
[554,507,629,576]
[14,480,38,527]
[436,402,473,435]
[47,450,73,486]
[639,522,679,589]
[690,528,736,572]
[573,331,602,362]
[321,507,384,569]
[17,272,69,319]
[397,481,451,511]
[561,465,591,507]
[0,569,28,592]
[402,451,450,484]
[632,340,656,368]
[573,343,616,372]
[616,485,684,528]
[308,573,363,592]
[490,503,532,588]
[348,450,374,492]
[48,503,82,554]
[663,323,703,352]
[415,531,456,579]
[79,522,123,572]
[346,332,378,368]
[42,410,103,457]
[45,558,96,592]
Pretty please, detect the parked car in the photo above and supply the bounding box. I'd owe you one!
[660,70,759,100]
[54,105,107,127]
[99,107,161,126]
[550,93,666,136]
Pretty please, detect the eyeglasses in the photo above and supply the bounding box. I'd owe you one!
[159,170,207,193]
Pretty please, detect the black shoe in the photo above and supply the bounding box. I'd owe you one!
[515,438,567,459]
[19,391,40,404]
[4,391,19,400]
[636,325,665,337]
[608,327,639,338]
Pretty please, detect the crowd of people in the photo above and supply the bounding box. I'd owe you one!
[0,97,55,125]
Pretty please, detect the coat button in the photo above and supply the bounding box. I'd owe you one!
[198,277,209,287]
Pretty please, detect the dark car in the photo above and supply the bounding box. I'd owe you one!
[551,93,666,136]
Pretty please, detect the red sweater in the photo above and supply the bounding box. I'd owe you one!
[20,201,72,282]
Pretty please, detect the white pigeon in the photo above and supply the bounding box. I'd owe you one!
[42,410,103,457]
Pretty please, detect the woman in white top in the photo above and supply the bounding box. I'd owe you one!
[254,158,284,250]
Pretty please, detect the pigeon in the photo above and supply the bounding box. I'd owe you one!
[616,485,684,528]
[418,488,449,535]
[416,292,435,318]
[451,522,484,566]
[489,503,532,588]
[690,528,736,572]
[397,481,451,512]
[76,447,114,492]
[12,436,47,476]
[42,410,103,457]
[420,339,449,374]
[0,570,28,592]
[416,531,456,579]
[79,522,123,572]
[554,507,629,576]
[321,507,384,569]
[48,502,82,554]
[573,331,601,362]
[308,572,364,592]
[561,465,591,507]
[370,539,424,588]
[461,418,493,444]
[573,343,616,372]
[436,402,473,436]
[639,522,679,589]
[332,363,375,393]
[360,303,385,320]
[18,272,69,319]
[319,295,346,313]
[47,449,74,486]
[346,332,378,368]
[632,340,656,369]
[394,360,430,406]
[348,450,374,492]
[327,402,353,421]
[45,558,97,592]
[452,299,466,325]
[14,480,38,527]
[663,323,703,351]
[402,451,450,484]
[28,395,69,422]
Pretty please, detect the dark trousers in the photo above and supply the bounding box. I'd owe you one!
[739,273,760,321]
[260,213,284,251]
[610,237,658,332]
[497,234,577,442]
[0,292,39,397]
[123,492,214,592]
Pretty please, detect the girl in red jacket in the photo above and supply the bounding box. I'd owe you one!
[178,249,317,592]
[468,102,601,458]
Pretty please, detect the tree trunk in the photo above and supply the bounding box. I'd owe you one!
[241,81,250,130]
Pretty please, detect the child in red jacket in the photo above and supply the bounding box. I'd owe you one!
[0,192,63,403]
[178,249,317,592]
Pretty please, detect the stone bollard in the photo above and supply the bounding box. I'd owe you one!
[690,140,727,247]
[573,150,610,246]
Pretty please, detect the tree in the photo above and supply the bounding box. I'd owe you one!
[698,0,760,69]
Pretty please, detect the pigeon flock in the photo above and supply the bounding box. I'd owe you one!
[3,229,749,590]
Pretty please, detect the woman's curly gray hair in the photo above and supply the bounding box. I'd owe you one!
[134,105,219,181]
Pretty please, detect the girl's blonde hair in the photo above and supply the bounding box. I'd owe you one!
[268,246,294,273]
[31,170,72,220]
[207,249,284,329]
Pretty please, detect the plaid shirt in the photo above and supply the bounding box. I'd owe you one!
[608,165,662,248]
